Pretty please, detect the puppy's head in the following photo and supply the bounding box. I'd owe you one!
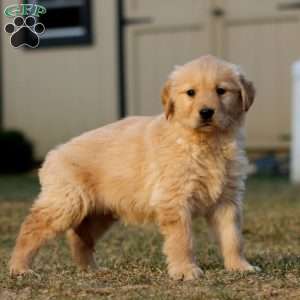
[161,55,255,132]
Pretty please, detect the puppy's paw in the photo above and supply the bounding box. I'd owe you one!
[10,266,39,278]
[225,260,261,273]
[168,264,204,281]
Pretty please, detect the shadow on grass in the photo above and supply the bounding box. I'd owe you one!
[0,172,40,202]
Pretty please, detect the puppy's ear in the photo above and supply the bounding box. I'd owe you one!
[238,74,256,112]
[161,80,174,120]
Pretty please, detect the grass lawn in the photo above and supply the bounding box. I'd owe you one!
[0,174,299,299]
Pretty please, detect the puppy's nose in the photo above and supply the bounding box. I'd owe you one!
[199,108,215,121]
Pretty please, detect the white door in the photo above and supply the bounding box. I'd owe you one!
[125,0,213,116]
[218,0,300,149]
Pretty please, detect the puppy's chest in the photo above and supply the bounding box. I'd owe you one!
[183,143,235,207]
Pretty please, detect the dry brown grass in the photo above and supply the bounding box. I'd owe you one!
[0,175,299,299]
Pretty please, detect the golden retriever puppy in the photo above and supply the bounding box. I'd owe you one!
[10,55,259,280]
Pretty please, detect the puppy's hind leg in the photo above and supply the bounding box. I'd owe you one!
[67,213,115,270]
[9,189,88,277]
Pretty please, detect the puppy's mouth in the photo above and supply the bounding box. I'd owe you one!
[200,121,214,128]
[201,122,212,127]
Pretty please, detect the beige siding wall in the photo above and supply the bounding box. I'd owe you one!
[1,0,119,158]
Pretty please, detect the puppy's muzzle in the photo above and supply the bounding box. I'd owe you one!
[199,108,215,122]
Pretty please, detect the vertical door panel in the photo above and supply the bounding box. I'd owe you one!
[222,0,300,148]
[125,0,212,115]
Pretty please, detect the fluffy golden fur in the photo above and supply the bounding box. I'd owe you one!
[10,55,259,280]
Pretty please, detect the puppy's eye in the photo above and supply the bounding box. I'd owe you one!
[216,87,226,96]
[186,89,196,97]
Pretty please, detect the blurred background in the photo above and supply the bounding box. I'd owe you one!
[0,0,300,178]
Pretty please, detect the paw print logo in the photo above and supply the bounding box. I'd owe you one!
[5,16,45,48]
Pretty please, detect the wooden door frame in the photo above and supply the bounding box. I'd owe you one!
[116,0,221,118]
[116,0,127,118]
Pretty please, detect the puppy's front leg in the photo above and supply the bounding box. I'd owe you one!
[158,209,203,280]
[207,201,258,272]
